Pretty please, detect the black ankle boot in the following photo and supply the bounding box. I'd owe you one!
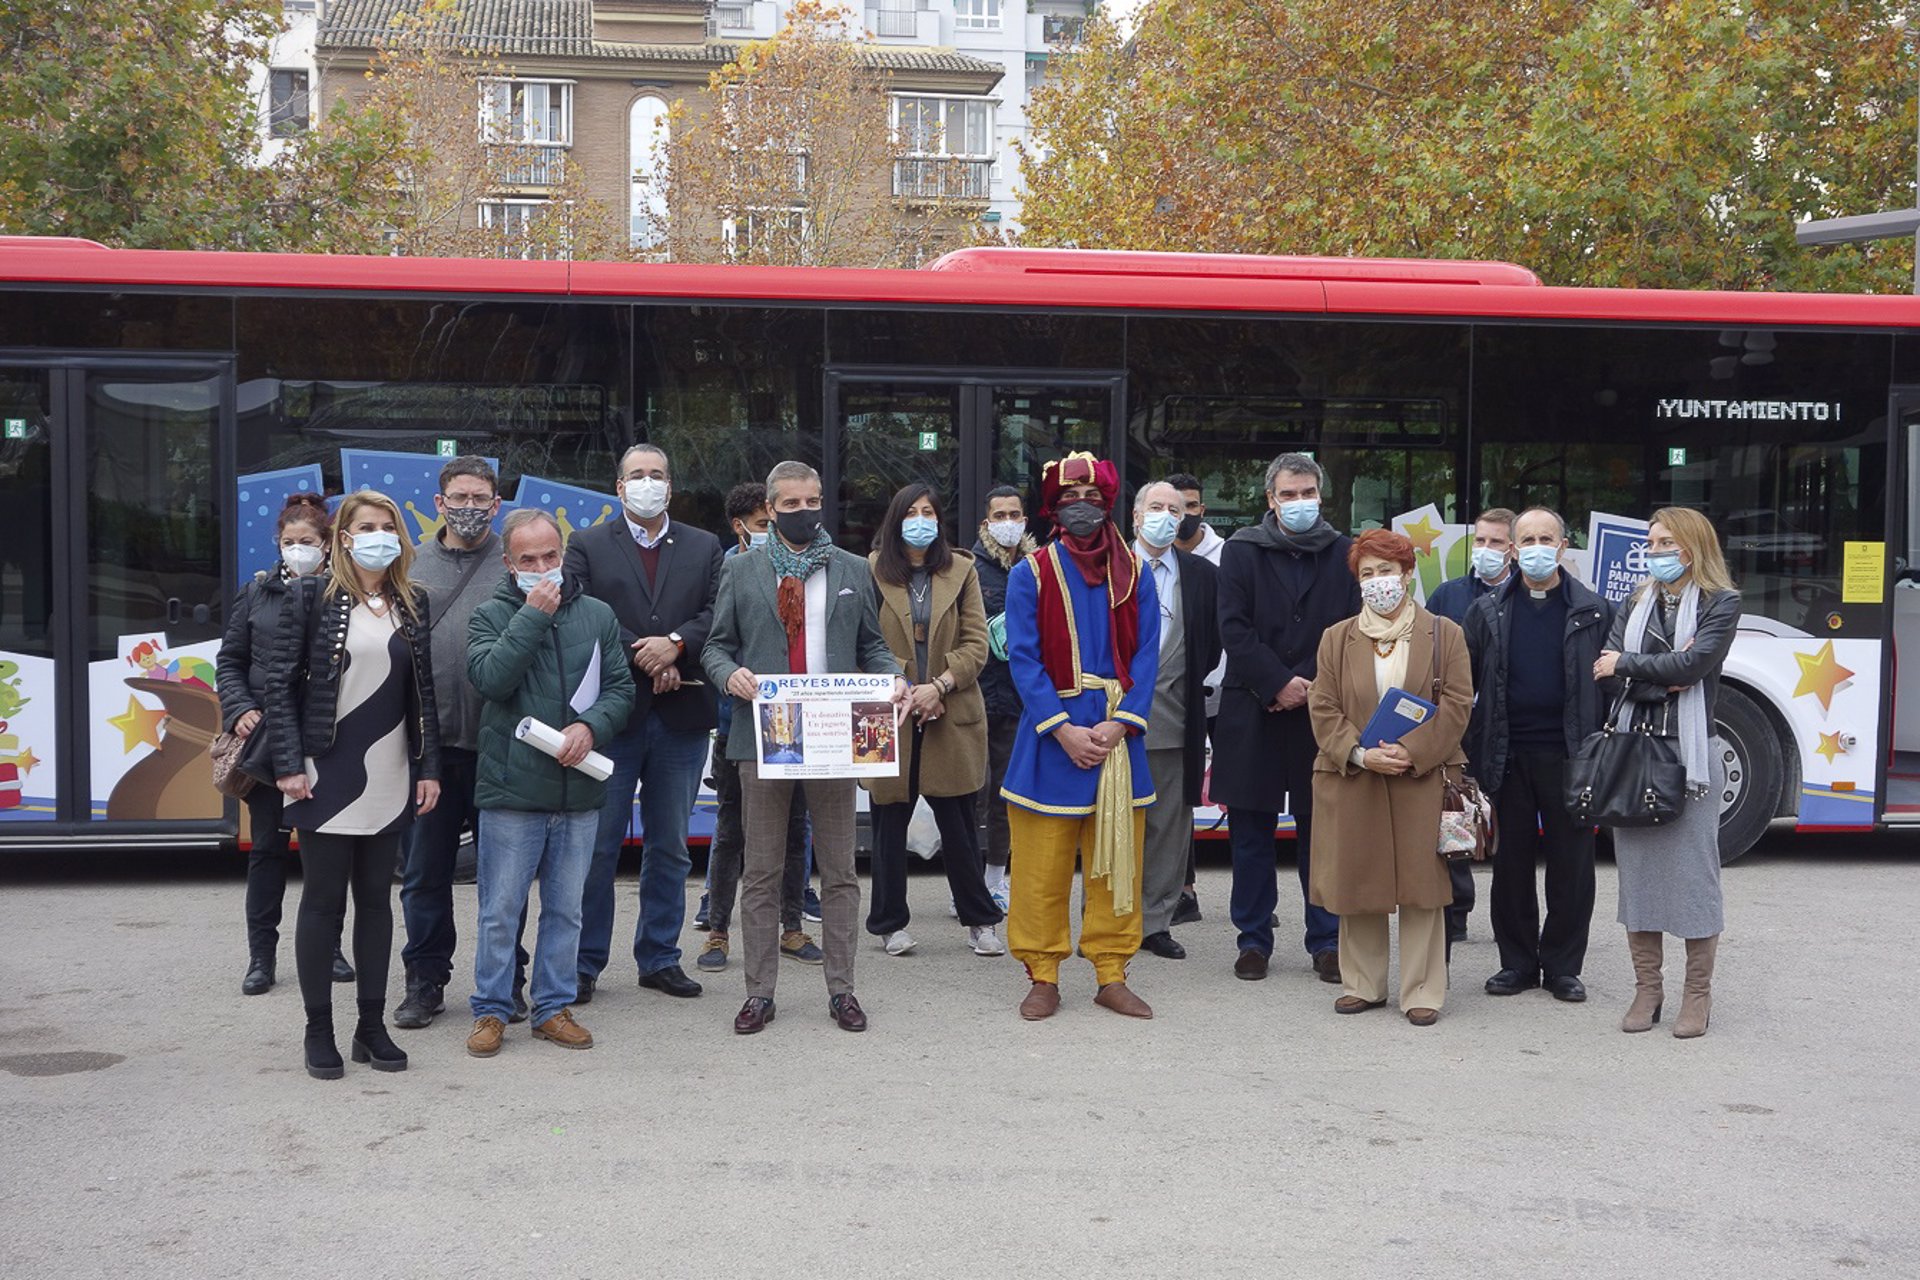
[304,1005,344,1080]
[242,954,275,996]
[351,998,408,1072]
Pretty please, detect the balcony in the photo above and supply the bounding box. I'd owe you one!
[894,157,993,201]
[865,5,937,41]
[1043,13,1084,46]
[491,145,566,188]
[706,0,778,38]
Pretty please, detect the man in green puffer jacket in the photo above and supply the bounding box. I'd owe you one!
[462,509,635,1059]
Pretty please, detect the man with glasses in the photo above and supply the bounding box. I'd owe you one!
[395,456,524,1030]
[1130,481,1220,961]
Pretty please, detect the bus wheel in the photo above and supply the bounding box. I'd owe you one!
[1714,685,1781,865]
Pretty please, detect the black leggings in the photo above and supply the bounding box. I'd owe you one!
[243,785,291,958]
[296,831,399,1011]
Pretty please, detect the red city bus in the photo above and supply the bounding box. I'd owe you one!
[0,238,1915,859]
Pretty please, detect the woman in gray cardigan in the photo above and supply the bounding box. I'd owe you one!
[1592,507,1740,1040]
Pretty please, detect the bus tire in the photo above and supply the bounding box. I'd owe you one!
[1713,684,1781,865]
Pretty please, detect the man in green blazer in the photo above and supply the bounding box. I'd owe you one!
[703,461,905,1036]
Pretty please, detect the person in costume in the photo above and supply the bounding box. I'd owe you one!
[1000,453,1160,1021]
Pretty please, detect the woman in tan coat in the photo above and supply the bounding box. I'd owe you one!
[863,482,1004,958]
[1307,528,1473,1026]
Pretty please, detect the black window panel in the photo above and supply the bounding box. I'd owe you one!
[269,69,310,138]
[235,296,631,516]
[0,372,54,654]
[1473,324,1892,634]
[636,304,824,534]
[1127,316,1469,535]
[1895,331,1920,386]
[828,308,1122,370]
[0,290,231,352]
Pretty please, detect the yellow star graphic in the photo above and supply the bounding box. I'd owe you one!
[1814,731,1845,765]
[1402,514,1444,557]
[10,747,39,774]
[107,696,167,753]
[1791,640,1855,713]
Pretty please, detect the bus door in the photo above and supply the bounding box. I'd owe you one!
[823,368,1122,550]
[0,357,233,847]
[1890,390,1920,823]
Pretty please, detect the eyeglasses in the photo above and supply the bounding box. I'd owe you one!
[441,494,494,509]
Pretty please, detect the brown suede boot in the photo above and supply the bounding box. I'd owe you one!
[1093,982,1153,1019]
[1672,934,1718,1039]
[1019,982,1061,1021]
[1621,931,1664,1033]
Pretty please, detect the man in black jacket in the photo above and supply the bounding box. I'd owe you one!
[1463,507,1612,1003]
[564,444,725,1002]
[1131,481,1221,960]
[1212,453,1359,984]
[970,484,1034,908]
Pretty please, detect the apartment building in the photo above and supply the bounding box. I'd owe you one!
[310,0,1007,253]
[249,0,322,164]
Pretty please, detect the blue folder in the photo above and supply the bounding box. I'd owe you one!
[1360,687,1439,747]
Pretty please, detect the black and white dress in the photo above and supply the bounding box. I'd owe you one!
[284,602,412,837]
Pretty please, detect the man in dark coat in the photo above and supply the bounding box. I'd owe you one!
[1213,453,1360,983]
[970,484,1035,908]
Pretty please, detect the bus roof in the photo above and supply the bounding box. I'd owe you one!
[3,238,1919,330]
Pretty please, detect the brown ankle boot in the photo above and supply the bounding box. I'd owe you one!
[1621,931,1664,1033]
[1672,934,1718,1039]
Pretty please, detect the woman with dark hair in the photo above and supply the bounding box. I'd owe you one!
[215,492,354,996]
[266,489,442,1079]
[863,483,1003,957]
[1306,528,1472,1026]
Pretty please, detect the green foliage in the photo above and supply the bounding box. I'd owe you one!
[1020,0,1919,291]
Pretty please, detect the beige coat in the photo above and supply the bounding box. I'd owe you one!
[863,549,989,804]
[1306,606,1473,915]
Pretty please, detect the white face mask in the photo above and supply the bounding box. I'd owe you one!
[281,543,325,577]
[1360,574,1407,616]
[623,477,669,520]
[986,518,1026,549]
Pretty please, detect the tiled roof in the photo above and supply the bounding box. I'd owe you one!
[318,0,1004,76]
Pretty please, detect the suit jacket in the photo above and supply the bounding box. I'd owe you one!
[1166,548,1222,805]
[700,544,903,762]
[563,516,724,735]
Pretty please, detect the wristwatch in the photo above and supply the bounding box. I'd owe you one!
[669,631,685,653]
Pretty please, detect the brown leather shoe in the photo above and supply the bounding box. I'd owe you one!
[829,993,867,1032]
[1313,950,1342,984]
[1406,1007,1440,1027]
[532,1008,593,1049]
[733,997,775,1034]
[1334,995,1386,1014]
[1019,981,1061,1020]
[466,1015,505,1058]
[1233,949,1269,981]
[1094,982,1153,1019]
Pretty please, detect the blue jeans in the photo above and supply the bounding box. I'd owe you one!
[577,716,710,979]
[1228,806,1339,958]
[472,809,595,1027]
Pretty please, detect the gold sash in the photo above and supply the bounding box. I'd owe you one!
[1081,673,1136,915]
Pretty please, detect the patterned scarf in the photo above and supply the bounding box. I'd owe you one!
[1620,583,1710,798]
[768,526,836,640]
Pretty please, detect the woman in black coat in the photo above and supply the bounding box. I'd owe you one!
[215,493,348,996]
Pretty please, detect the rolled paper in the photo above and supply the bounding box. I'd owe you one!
[514,716,614,782]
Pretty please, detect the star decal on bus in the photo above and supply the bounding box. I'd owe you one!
[107,696,168,753]
[1791,640,1855,713]
[1814,730,1846,765]
[1401,513,1444,556]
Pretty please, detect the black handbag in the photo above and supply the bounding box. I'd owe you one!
[1564,684,1686,827]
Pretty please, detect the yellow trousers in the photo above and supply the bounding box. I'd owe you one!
[1006,806,1147,986]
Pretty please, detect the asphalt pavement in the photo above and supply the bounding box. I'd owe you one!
[1,833,1916,1279]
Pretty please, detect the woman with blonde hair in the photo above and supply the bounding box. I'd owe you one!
[266,490,442,1079]
[1592,507,1739,1039]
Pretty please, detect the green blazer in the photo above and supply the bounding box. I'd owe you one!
[701,543,902,762]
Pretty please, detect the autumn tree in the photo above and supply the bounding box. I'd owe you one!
[655,0,971,267]
[0,0,281,247]
[1019,0,1918,292]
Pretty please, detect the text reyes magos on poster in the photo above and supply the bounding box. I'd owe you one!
[752,674,901,780]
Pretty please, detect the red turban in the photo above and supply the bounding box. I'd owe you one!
[1040,452,1119,516]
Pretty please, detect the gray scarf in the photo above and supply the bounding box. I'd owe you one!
[1619,583,1710,798]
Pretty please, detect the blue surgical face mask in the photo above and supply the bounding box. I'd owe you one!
[1647,552,1687,584]
[1277,499,1320,533]
[347,530,402,572]
[1139,509,1180,549]
[1471,547,1509,581]
[516,568,563,594]
[747,529,769,549]
[901,515,940,549]
[1517,545,1560,582]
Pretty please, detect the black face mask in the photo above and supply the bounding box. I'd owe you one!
[774,507,823,546]
[1177,512,1204,543]
[1054,500,1107,540]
